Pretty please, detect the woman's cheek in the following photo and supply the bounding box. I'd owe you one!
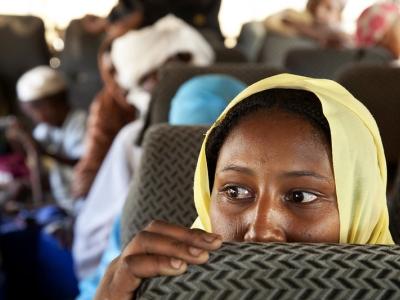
[210,200,246,241]
[286,206,339,243]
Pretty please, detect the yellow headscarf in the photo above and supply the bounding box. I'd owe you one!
[192,73,393,244]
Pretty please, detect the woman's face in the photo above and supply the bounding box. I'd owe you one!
[210,109,339,243]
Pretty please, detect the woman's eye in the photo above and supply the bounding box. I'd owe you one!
[286,191,318,203]
[221,186,253,200]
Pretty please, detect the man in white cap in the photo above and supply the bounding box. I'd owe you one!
[16,65,87,213]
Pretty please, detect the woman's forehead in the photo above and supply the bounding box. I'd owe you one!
[216,110,332,171]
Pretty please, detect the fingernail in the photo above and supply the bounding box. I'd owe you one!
[170,258,183,269]
[188,246,204,256]
[203,234,220,243]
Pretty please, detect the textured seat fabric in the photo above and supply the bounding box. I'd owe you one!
[147,64,284,127]
[336,64,400,170]
[0,15,50,113]
[121,125,207,247]
[285,47,393,79]
[60,19,104,110]
[137,242,400,300]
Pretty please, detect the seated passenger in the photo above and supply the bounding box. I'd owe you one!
[72,14,214,199]
[83,0,222,38]
[356,3,400,60]
[73,74,246,280]
[0,117,41,209]
[264,0,350,47]
[95,74,393,299]
[15,66,87,213]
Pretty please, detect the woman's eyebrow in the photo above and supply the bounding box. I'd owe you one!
[282,170,331,182]
[219,164,255,176]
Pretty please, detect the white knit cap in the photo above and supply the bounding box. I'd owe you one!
[110,14,215,94]
[16,66,67,102]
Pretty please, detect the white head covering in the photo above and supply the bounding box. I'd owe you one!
[16,66,67,103]
[110,14,215,105]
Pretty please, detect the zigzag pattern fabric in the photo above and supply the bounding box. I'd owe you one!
[121,124,207,247]
[137,242,400,300]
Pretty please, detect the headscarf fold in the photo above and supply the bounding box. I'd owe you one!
[192,73,393,245]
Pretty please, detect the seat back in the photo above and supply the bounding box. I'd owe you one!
[285,47,393,79]
[147,64,284,127]
[214,47,247,63]
[0,15,50,113]
[137,242,400,299]
[260,31,317,67]
[121,124,207,247]
[60,19,104,110]
[336,64,400,167]
[235,21,267,62]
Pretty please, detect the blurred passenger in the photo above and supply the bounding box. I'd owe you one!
[356,3,400,60]
[95,74,393,299]
[264,0,351,47]
[0,117,42,209]
[15,66,87,213]
[73,74,245,282]
[72,15,214,199]
[82,0,222,38]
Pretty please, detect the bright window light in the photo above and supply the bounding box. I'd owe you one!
[0,0,381,39]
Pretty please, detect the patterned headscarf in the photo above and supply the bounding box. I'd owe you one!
[356,3,400,47]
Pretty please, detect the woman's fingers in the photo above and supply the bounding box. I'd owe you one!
[126,230,214,265]
[95,221,223,300]
[143,220,222,250]
[98,254,187,300]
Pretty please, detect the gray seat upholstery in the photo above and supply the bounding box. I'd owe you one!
[235,21,267,62]
[285,47,393,79]
[214,47,247,63]
[121,124,207,247]
[60,19,104,110]
[137,242,400,299]
[0,15,50,113]
[336,64,400,169]
[147,64,284,127]
[260,31,317,67]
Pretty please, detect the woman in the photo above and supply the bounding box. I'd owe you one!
[95,74,393,300]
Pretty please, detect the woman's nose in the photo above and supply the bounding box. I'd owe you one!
[243,201,287,243]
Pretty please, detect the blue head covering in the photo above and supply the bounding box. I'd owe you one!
[169,74,246,125]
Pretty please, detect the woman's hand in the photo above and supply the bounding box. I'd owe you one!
[94,220,222,300]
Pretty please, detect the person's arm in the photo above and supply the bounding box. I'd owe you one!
[94,220,222,300]
[38,146,79,166]
[282,18,351,48]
